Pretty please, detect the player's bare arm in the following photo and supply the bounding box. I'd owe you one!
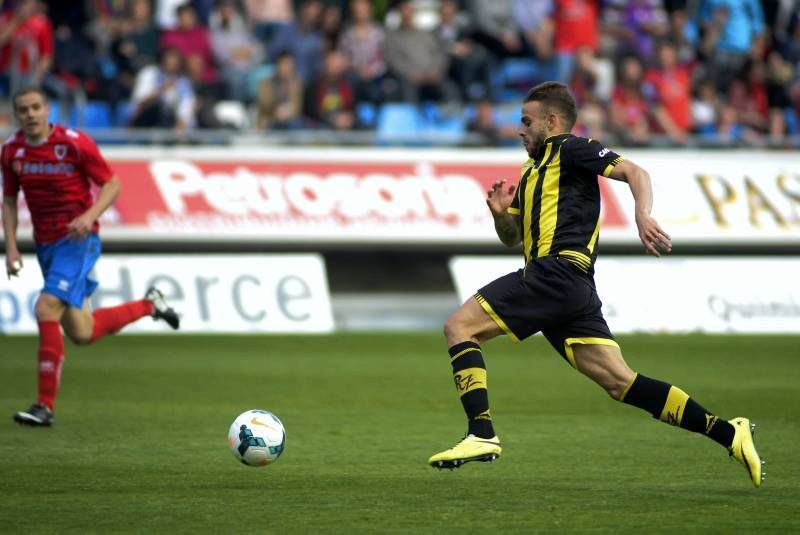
[66,176,121,240]
[607,160,672,257]
[2,195,22,277]
[487,179,521,247]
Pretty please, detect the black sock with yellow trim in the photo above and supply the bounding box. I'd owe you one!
[449,341,495,439]
[621,373,735,448]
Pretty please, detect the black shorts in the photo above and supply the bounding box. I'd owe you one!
[475,256,618,367]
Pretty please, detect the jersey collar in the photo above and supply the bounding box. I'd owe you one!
[534,133,572,160]
[543,133,572,144]
[23,123,55,146]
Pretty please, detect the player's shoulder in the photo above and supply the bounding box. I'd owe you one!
[563,135,616,156]
[563,135,601,148]
[1,131,24,161]
[2,130,24,147]
[50,124,87,143]
[50,125,99,154]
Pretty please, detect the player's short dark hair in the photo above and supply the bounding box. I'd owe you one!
[12,86,48,109]
[524,82,577,130]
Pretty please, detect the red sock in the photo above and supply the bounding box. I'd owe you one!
[90,299,154,343]
[38,321,65,411]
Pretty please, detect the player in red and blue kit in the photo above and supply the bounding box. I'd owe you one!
[2,87,180,427]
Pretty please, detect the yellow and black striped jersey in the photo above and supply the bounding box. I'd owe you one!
[508,133,624,273]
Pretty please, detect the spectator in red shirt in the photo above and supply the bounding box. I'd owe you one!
[644,39,692,144]
[160,3,217,83]
[610,55,651,145]
[729,59,789,140]
[0,0,54,91]
[549,0,600,83]
[2,87,180,428]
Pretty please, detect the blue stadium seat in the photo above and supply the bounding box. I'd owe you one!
[418,103,466,142]
[356,102,377,128]
[494,105,520,127]
[493,58,557,102]
[785,108,799,136]
[77,101,112,128]
[47,102,60,123]
[376,103,421,144]
[114,101,134,127]
[423,115,465,142]
[461,104,519,129]
[501,58,539,86]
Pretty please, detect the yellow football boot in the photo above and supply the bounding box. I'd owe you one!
[428,434,501,469]
[728,417,764,488]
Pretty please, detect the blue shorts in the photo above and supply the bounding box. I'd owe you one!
[35,233,102,309]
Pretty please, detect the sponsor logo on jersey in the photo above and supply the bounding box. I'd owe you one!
[598,147,610,157]
[21,161,75,175]
[14,148,25,158]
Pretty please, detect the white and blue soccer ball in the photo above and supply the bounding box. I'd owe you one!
[227,409,286,467]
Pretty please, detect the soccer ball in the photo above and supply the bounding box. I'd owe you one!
[227,409,286,467]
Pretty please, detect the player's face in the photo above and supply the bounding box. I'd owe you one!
[14,92,50,142]
[519,101,548,158]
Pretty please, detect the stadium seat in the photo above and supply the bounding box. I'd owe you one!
[76,101,112,128]
[356,102,377,128]
[423,115,465,142]
[47,102,60,123]
[376,103,421,144]
[418,102,466,142]
[494,104,520,127]
[114,101,134,127]
[493,58,557,102]
[785,108,799,136]
[501,59,541,87]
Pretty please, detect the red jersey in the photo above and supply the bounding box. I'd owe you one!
[612,86,649,128]
[644,66,692,132]
[553,0,599,53]
[0,12,54,73]
[1,125,114,244]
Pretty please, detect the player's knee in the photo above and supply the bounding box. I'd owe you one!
[443,314,468,344]
[66,330,93,346]
[35,294,65,321]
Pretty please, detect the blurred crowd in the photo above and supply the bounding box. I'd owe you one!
[1,0,799,146]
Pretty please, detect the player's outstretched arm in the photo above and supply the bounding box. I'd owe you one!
[487,179,521,247]
[66,176,122,240]
[2,195,22,278]
[607,160,672,257]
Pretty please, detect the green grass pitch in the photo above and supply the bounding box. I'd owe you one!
[1,333,798,533]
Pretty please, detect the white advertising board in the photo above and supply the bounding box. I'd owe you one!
[4,147,798,245]
[450,256,800,334]
[0,254,333,334]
